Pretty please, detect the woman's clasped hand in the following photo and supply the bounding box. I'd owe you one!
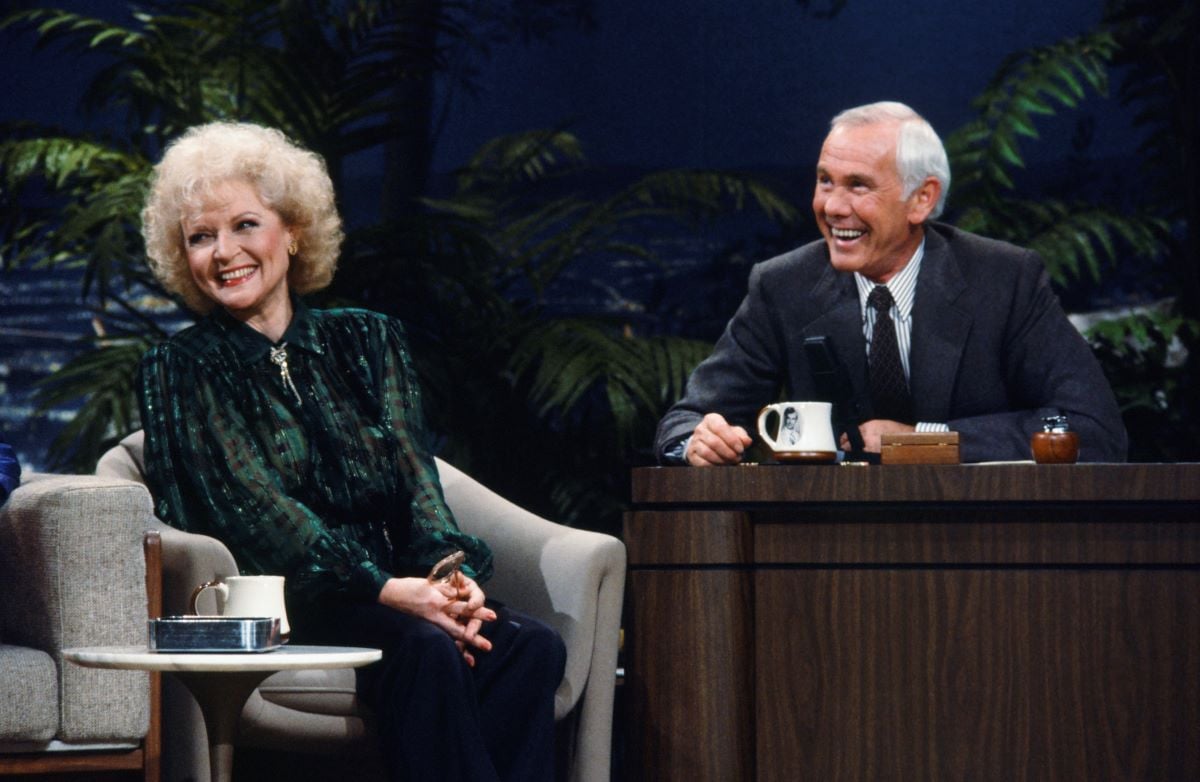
[377,573,496,666]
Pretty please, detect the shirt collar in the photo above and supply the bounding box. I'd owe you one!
[210,296,324,365]
[854,237,925,322]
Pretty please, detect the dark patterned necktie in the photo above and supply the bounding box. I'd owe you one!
[868,285,913,422]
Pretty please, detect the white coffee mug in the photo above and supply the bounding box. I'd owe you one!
[189,575,290,638]
[757,401,837,462]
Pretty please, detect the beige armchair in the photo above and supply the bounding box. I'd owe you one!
[0,473,160,780]
[97,431,625,782]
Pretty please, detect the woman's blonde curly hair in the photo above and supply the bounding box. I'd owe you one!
[142,122,344,313]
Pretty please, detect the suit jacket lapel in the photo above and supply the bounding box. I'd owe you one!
[909,228,971,421]
[797,264,870,419]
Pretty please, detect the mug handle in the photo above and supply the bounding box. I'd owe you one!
[756,406,779,450]
[188,580,227,615]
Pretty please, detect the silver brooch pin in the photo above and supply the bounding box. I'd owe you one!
[269,343,303,404]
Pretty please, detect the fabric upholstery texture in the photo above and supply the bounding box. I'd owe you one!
[97,430,625,782]
[0,474,152,744]
[0,644,58,741]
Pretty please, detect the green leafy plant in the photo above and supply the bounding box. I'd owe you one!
[1094,0,1200,458]
[1087,309,1200,460]
[1,3,800,535]
[342,128,798,529]
[1104,0,1199,319]
[944,30,1167,286]
[1,0,595,461]
[31,339,153,470]
[942,25,1198,460]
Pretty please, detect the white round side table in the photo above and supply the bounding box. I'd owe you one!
[65,645,381,782]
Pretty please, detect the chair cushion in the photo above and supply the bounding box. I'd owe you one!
[0,644,58,741]
[257,667,361,716]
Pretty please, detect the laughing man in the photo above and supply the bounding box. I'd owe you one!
[656,101,1126,465]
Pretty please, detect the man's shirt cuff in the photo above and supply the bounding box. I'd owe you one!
[662,435,691,464]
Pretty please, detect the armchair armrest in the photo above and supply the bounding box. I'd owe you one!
[95,430,238,617]
[435,458,626,782]
[0,474,152,742]
[148,519,239,617]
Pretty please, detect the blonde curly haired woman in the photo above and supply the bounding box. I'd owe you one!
[139,122,564,782]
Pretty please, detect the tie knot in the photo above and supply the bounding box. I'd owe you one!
[868,285,894,312]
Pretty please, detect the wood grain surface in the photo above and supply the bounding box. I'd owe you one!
[756,568,1200,781]
[627,567,755,782]
[625,509,752,565]
[631,463,1200,505]
[624,463,1200,781]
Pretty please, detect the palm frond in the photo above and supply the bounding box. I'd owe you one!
[544,474,627,532]
[514,168,797,291]
[33,338,155,471]
[508,319,712,447]
[0,133,153,302]
[943,30,1170,286]
[945,31,1117,201]
[0,8,144,52]
[0,135,141,191]
[1086,307,1200,460]
[617,169,800,225]
[1024,205,1168,283]
[432,147,801,299]
[455,129,587,193]
[958,197,1168,284]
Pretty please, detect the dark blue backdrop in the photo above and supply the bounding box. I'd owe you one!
[2,1,1131,180]
[0,0,1141,469]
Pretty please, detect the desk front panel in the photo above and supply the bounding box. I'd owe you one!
[626,467,1200,781]
[756,566,1200,781]
[753,504,1200,565]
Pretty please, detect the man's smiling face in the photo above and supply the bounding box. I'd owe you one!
[811,121,932,283]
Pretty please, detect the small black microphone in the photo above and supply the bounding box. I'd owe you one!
[804,336,867,457]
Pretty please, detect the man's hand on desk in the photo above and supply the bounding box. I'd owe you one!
[840,419,915,454]
[687,414,918,463]
[687,413,753,466]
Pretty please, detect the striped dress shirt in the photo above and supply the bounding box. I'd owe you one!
[854,239,948,432]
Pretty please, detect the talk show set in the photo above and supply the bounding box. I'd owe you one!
[1,4,1197,780]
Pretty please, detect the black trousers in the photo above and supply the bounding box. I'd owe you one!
[302,599,566,782]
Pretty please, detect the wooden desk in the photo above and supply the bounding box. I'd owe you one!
[624,463,1200,781]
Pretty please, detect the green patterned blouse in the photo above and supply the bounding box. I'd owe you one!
[138,299,493,608]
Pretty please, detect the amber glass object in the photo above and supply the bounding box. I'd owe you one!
[1031,414,1079,464]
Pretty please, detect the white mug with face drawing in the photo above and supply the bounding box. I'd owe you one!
[756,401,838,463]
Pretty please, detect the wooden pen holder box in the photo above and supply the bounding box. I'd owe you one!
[880,431,960,464]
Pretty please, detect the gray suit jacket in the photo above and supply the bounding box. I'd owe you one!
[655,223,1128,463]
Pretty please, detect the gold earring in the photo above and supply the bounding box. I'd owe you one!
[287,239,298,256]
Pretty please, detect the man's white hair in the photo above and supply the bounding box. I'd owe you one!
[830,101,951,219]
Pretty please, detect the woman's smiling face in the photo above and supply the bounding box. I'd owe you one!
[182,179,294,329]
